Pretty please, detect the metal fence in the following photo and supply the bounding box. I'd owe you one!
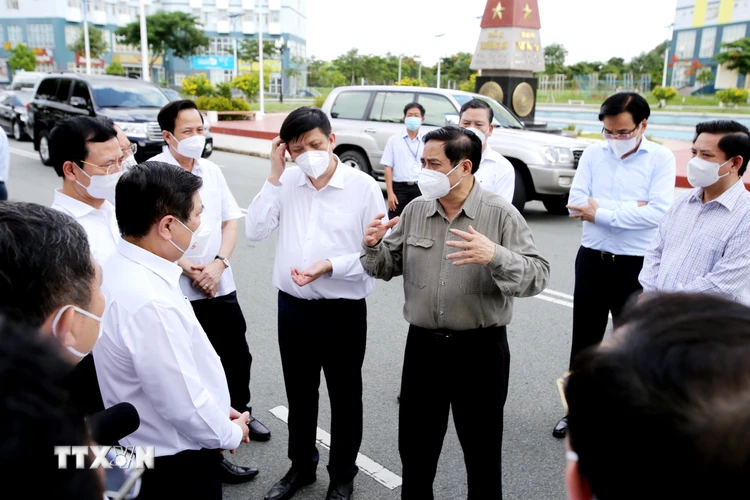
[538,74,653,103]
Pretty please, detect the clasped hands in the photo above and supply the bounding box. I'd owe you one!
[226,407,251,454]
[364,214,496,266]
[181,259,225,298]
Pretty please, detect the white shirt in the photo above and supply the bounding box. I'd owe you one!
[246,157,387,300]
[640,179,750,305]
[0,127,8,182]
[380,129,423,182]
[568,137,676,255]
[51,189,120,265]
[95,239,243,457]
[475,147,516,203]
[149,148,244,301]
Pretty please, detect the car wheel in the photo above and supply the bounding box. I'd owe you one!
[38,130,53,166]
[339,149,371,175]
[202,140,213,159]
[542,194,570,215]
[12,120,23,141]
[511,168,527,213]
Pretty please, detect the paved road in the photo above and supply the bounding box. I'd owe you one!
[6,141,585,500]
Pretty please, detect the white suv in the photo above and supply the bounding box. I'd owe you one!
[321,86,588,214]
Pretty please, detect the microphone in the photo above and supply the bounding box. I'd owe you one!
[88,402,140,445]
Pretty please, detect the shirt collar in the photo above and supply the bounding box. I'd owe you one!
[158,146,204,175]
[116,238,183,287]
[296,155,345,190]
[689,178,748,210]
[425,177,482,220]
[53,189,112,218]
[401,128,423,140]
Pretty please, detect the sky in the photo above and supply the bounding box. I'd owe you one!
[306,0,678,66]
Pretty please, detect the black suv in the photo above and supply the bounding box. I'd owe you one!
[28,73,213,166]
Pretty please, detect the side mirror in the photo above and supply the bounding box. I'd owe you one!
[445,114,459,126]
[70,96,88,109]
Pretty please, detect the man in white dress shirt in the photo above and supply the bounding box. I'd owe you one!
[49,117,123,265]
[458,98,515,203]
[247,107,387,500]
[94,161,250,500]
[149,100,268,484]
[382,102,426,219]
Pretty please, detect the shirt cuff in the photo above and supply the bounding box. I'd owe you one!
[595,208,613,226]
[328,255,346,279]
[222,208,244,221]
[228,420,244,450]
[489,243,513,273]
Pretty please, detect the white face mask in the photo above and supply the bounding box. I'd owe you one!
[51,304,104,358]
[418,163,464,201]
[465,127,487,145]
[608,134,640,158]
[295,146,331,179]
[169,216,212,259]
[170,133,206,160]
[121,155,138,170]
[76,165,123,205]
[687,156,732,188]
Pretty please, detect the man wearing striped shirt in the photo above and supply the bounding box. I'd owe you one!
[640,120,750,304]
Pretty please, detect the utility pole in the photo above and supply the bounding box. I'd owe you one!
[140,0,150,81]
[257,0,265,119]
[398,54,403,85]
[82,0,91,74]
[229,13,242,79]
[435,34,444,89]
[662,24,674,88]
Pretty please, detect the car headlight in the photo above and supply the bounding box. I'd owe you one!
[542,146,574,164]
[114,122,148,139]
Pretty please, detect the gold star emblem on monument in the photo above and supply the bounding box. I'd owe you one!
[492,1,505,19]
[523,3,533,19]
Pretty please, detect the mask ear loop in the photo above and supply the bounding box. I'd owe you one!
[52,305,99,358]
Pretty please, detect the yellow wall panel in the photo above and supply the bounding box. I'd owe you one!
[718,0,735,24]
[693,0,709,27]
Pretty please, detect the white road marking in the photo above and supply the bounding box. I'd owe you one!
[10,147,38,160]
[269,405,403,490]
[535,293,574,309]
[540,288,574,301]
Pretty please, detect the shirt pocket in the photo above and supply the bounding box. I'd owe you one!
[461,265,497,294]
[404,235,434,289]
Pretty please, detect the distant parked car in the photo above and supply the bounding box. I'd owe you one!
[0,90,33,140]
[8,71,46,91]
[28,73,213,166]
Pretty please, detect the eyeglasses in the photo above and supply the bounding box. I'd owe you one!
[601,124,640,141]
[80,159,122,175]
[123,143,137,157]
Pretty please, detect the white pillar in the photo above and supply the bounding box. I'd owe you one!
[140,0,150,81]
[257,1,265,119]
[83,0,91,74]
[437,60,441,89]
[398,55,402,85]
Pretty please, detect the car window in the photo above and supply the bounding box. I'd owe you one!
[91,81,169,108]
[162,88,181,101]
[369,91,416,123]
[55,79,73,103]
[71,81,92,107]
[451,94,524,129]
[330,91,371,120]
[417,93,458,127]
[35,78,58,101]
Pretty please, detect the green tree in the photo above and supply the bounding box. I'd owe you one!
[442,52,475,84]
[231,70,270,101]
[181,73,215,97]
[696,68,714,88]
[544,43,568,74]
[238,39,278,63]
[105,61,126,76]
[115,11,209,73]
[333,48,362,85]
[68,26,108,60]
[714,38,750,78]
[8,43,36,73]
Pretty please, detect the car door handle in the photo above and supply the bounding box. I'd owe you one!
[364,128,376,134]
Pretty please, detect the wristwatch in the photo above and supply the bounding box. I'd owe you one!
[215,255,230,269]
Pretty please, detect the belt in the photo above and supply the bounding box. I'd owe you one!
[583,247,642,262]
[394,181,418,186]
[413,325,507,340]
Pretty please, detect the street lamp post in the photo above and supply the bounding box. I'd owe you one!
[82,0,91,74]
[139,0,149,81]
[398,54,403,85]
[229,13,242,79]
[257,0,265,120]
[435,34,444,89]
[275,36,287,103]
[662,24,674,88]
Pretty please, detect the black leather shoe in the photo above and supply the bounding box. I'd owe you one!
[249,416,271,442]
[219,457,259,484]
[553,416,568,439]
[326,480,354,500]
[264,467,316,500]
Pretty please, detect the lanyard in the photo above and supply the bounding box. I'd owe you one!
[403,136,421,161]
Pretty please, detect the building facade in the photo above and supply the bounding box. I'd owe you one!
[669,0,750,92]
[0,0,307,95]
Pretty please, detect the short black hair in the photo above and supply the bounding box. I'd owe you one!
[403,102,425,117]
[157,99,204,134]
[49,116,118,177]
[279,106,332,145]
[0,314,102,499]
[459,98,494,123]
[694,120,750,176]
[598,92,651,125]
[115,161,203,239]
[0,202,96,328]
[423,126,482,174]
[566,293,750,500]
